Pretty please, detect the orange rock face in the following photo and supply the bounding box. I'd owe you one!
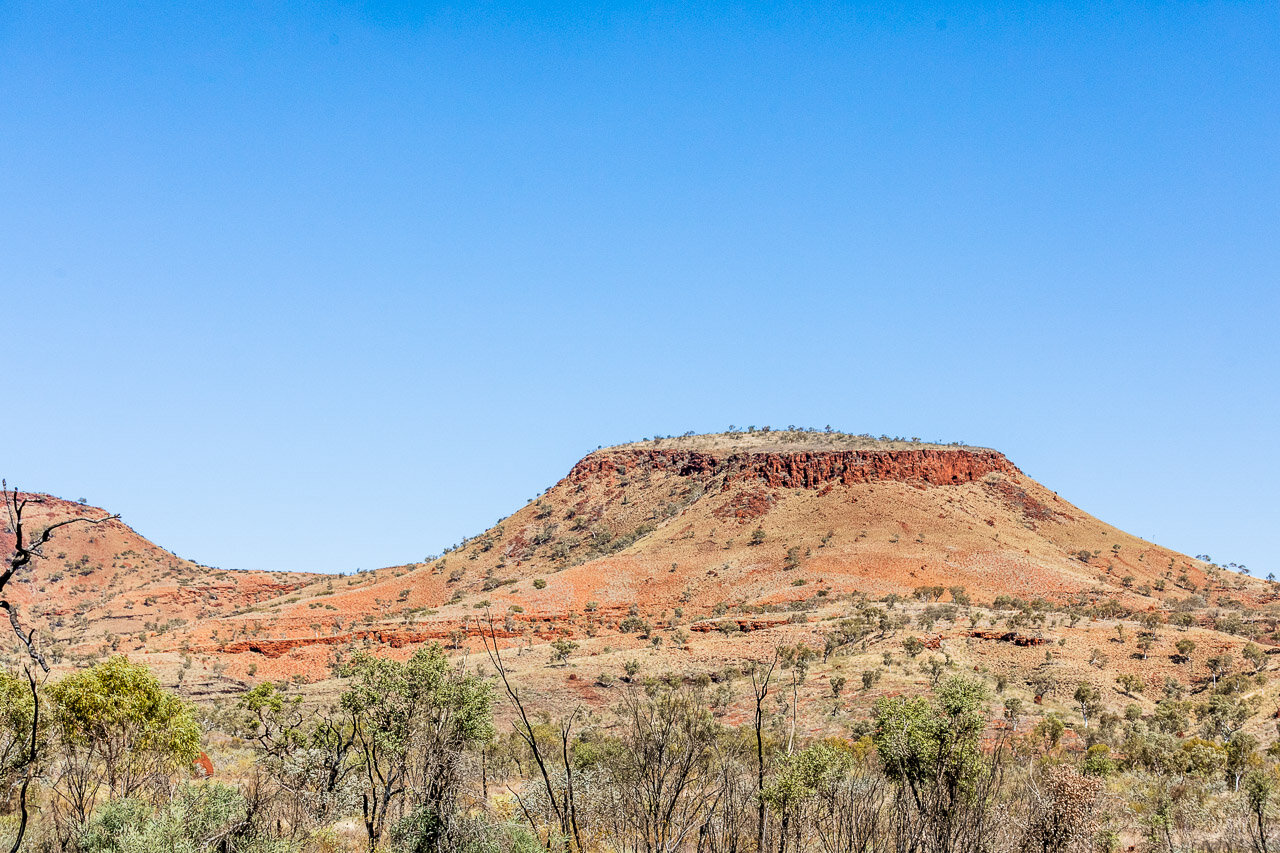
[964,629,1051,647]
[568,448,1018,489]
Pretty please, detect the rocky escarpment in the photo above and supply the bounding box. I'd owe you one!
[567,448,1019,490]
[217,627,552,658]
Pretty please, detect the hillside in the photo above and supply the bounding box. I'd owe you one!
[0,491,317,684]
[175,431,1260,656]
[5,431,1277,736]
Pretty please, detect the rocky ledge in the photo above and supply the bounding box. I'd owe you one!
[567,448,1018,489]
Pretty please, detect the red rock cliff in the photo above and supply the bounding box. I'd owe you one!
[566,448,1018,489]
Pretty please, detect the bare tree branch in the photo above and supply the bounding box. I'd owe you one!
[0,602,49,673]
[0,482,118,851]
[480,610,582,851]
[7,666,39,853]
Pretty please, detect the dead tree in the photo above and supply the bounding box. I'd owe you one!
[1,483,117,852]
[613,683,726,853]
[751,650,779,853]
[480,611,584,851]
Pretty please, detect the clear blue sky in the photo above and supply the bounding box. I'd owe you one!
[3,2,1276,575]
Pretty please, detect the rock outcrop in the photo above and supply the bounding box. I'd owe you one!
[567,448,1018,489]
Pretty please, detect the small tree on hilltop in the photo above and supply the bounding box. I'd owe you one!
[1206,653,1233,689]
[1074,682,1102,730]
[550,637,579,666]
[1116,673,1144,697]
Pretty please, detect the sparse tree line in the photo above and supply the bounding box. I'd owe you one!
[0,639,1279,853]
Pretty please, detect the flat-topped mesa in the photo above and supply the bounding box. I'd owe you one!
[567,447,1020,490]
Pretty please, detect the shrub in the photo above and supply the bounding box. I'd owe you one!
[338,645,495,845]
[1019,766,1105,852]
[1082,744,1115,777]
[48,656,201,807]
[77,782,281,853]
[550,638,579,666]
[618,616,649,634]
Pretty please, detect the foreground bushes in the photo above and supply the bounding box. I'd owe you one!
[2,649,1280,852]
[76,783,285,853]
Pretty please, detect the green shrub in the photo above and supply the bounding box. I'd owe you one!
[78,782,288,853]
[1082,744,1115,777]
[48,656,200,803]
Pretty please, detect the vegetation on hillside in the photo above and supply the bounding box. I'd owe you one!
[2,639,1280,852]
[3,452,1276,852]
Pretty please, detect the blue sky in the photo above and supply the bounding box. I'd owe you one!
[3,2,1276,574]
